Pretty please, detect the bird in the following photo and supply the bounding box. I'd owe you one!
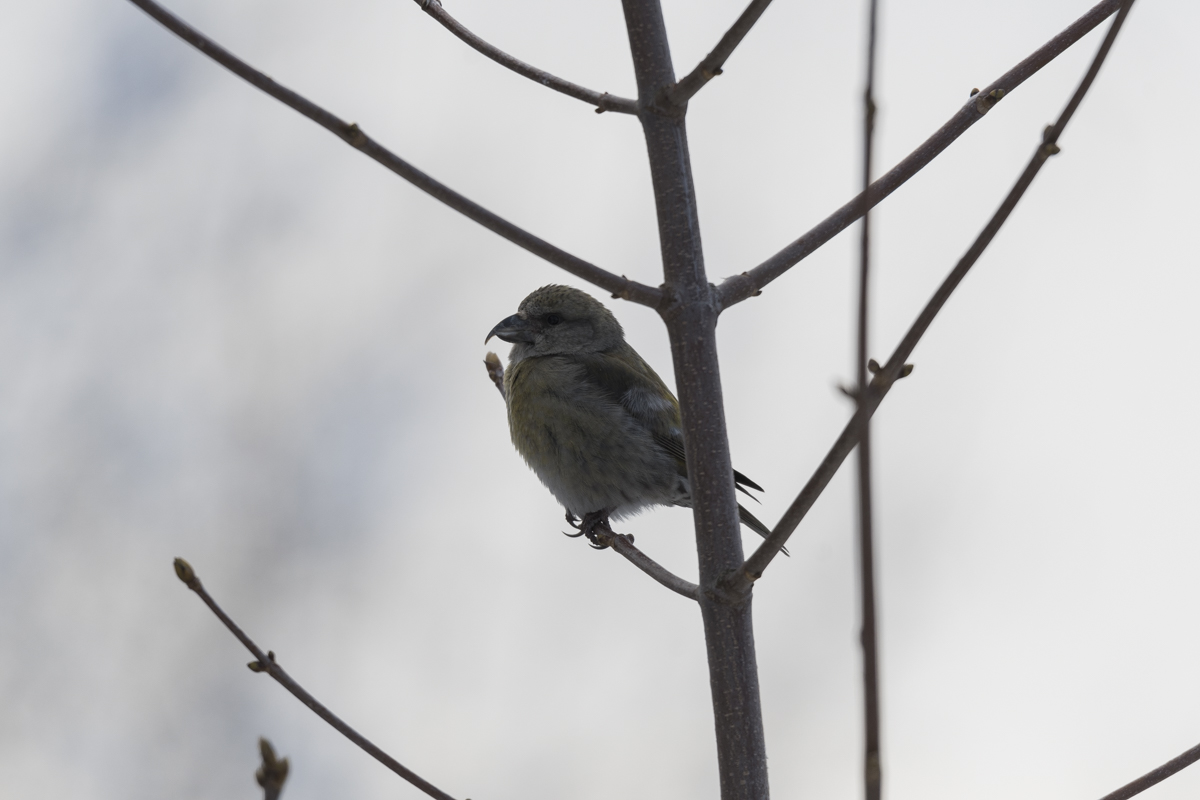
[485,284,773,549]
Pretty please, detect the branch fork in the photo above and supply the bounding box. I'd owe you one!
[141,1,1198,798]
[715,0,1124,310]
[735,0,1139,594]
[413,0,639,115]
[665,0,776,107]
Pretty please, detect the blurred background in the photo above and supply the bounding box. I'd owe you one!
[1,0,1197,798]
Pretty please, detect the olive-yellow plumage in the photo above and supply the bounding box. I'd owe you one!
[487,285,771,540]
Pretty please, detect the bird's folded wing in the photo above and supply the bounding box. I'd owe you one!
[573,352,680,431]
[574,352,764,497]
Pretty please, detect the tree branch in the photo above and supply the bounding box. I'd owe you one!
[717,0,1121,311]
[729,0,1135,590]
[171,559,460,800]
[126,0,663,308]
[1096,741,1200,800]
[620,0,770,795]
[855,0,882,797]
[414,0,638,115]
[665,0,775,107]
[593,526,701,601]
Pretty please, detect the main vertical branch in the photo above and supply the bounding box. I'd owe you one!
[855,1,882,799]
[620,2,768,798]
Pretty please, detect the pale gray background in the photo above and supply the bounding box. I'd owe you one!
[1,1,1197,798]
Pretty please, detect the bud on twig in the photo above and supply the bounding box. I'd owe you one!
[173,558,199,590]
[256,737,290,800]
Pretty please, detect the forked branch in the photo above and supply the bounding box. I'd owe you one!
[126,0,663,308]
[414,0,638,115]
[730,0,1135,589]
[666,0,776,107]
[171,559,460,800]
[717,0,1121,310]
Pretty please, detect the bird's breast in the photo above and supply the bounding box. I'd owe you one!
[504,356,680,517]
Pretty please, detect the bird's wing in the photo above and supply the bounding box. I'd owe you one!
[574,351,764,496]
[572,349,683,453]
[575,351,780,550]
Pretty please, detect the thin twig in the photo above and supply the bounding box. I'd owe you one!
[717,0,1121,311]
[855,0,882,797]
[171,559,460,800]
[415,0,637,115]
[1096,741,1200,800]
[730,0,1135,590]
[126,0,663,308]
[665,0,775,107]
[593,526,701,601]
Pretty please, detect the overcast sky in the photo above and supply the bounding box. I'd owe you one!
[2,1,1199,798]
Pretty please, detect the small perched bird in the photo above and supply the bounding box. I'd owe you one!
[486,284,772,547]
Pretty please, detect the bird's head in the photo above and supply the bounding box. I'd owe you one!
[486,285,624,360]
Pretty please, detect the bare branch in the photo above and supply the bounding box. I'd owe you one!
[171,559,460,800]
[855,0,882,797]
[621,0,770,793]
[665,0,775,107]
[126,0,663,308]
[256,738,290,800]
[717,0,1121,311]
[1096,741,1200,800]
[730,0,1135,589]
[593,526,701,601]
[415,0,638,115]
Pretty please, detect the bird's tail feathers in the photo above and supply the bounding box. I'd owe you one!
[738,504,789,557]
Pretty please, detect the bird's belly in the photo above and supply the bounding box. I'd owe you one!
[508,393,680,518]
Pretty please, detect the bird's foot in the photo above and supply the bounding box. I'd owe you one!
[580,512,611,549]
[562,510,633,549]
[581,511,636,550]
[562,511,585,538]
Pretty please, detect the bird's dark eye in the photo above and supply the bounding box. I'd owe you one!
[545,313,563,325]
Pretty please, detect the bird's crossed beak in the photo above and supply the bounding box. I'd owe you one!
[485,313,536,344]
